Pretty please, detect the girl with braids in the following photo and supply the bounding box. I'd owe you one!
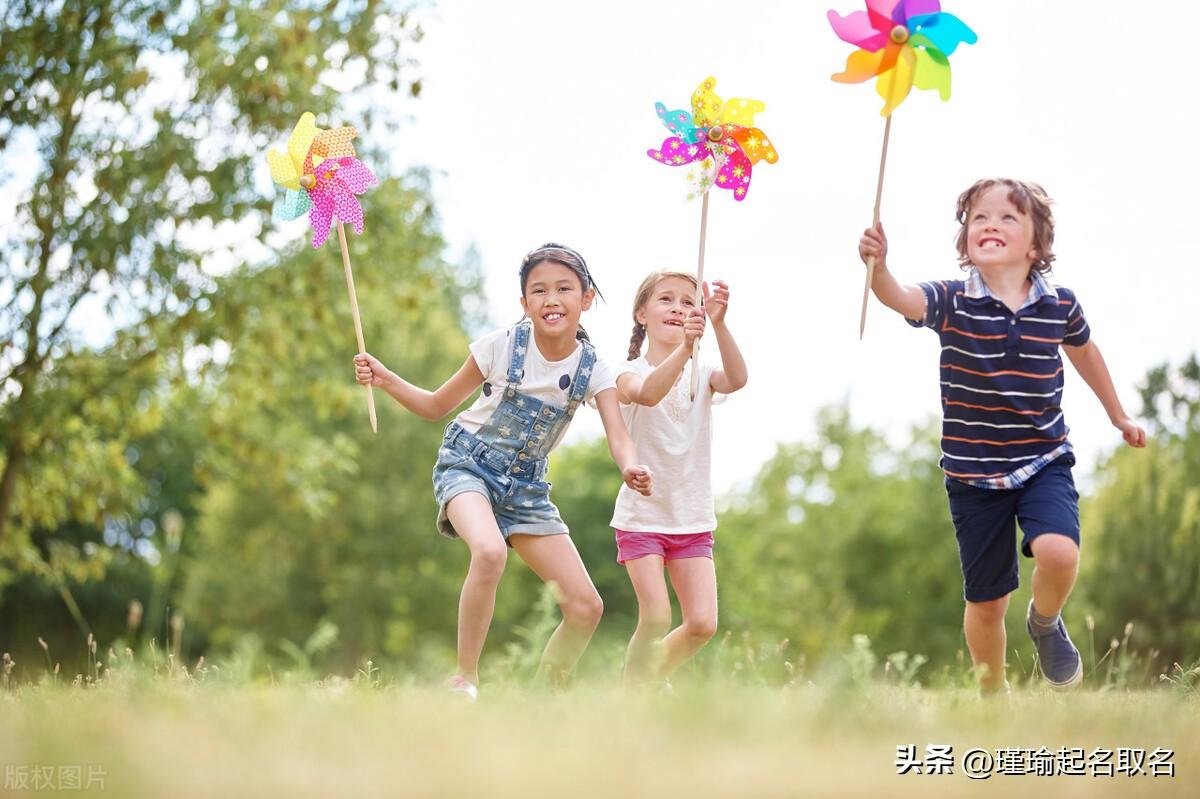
[354,243,652,699]
[610,272,747,685]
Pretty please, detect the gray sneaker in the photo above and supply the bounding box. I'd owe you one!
[1026,601,1083,689]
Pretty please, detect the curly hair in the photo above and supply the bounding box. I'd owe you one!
[955,178,1056,275]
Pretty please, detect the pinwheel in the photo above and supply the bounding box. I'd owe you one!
[267,111,380,432]
[828,0,976,337]
[647,76,779,398]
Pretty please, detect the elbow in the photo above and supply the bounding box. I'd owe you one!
[726,375,748,393]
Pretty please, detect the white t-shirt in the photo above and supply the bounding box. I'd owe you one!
[455,326,616,451]
[609,356,726,534]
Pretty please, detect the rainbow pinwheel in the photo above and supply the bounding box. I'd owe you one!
[267,111,378,248]
[829,0,976,116]
[647,76,779,202]
[828,1,976,338]
[266,111,380,431]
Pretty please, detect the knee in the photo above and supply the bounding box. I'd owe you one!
[637,608,672,639]
[682,614,718,642]
[1033,535,1079,572]
[563,591,604,629]
[966,596,1009,625]
[470,545,508,581]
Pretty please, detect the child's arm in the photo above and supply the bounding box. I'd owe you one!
[704,280,747,394]
[594,387,653,496]
[616,310,706,406]
[1063,340,1147,448]
[354,352,484,421]
[859,222,926,322]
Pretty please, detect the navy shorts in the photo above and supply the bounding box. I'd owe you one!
[945,456,1080,603]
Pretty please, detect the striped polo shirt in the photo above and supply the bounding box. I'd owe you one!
[908,268,1090,489]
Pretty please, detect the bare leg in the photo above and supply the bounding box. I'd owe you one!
[963,594,1010,692]
[1030,533,1079,617]
[509,533,603,687]
[445,492,508,687]
[622,555,672,684]
[659,557,718,677]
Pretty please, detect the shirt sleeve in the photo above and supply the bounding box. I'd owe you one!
[586,355,618,402]
[1060,288,1091,347]
[906,279,955,330]
[467,328,507,382]
[702,362,728,406]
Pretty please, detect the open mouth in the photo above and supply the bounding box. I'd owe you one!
[979,237,1006,249]
[543,312,564,323]
[664,319,683,327]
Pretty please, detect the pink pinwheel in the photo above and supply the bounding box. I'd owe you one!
[647,76,779,202]
[267,112,378,248]
[266,112,380,431]
[644,76,778,399]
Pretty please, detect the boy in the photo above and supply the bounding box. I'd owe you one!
[858,178,1146,693]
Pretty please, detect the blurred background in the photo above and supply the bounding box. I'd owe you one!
[1,0,1197,685]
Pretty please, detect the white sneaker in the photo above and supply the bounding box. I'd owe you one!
[447,675,478,702]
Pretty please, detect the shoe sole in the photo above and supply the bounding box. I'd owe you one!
[1043,657,1083,690]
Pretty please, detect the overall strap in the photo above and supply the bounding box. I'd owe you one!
[506,321,531,385]
[563,338,596,418]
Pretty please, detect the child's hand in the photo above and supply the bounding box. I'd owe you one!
[353,352,390,387]
[859,222,888,273]
[683,308,706,345]
[703,280,730,326]
[1115,417,1147,448]
[623,464,653,497]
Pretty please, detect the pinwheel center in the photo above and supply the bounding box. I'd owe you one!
[299,174,316,189]
[889,24,909,44]
[706,126,724,143]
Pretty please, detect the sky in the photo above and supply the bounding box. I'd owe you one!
[382,0,1200,493]
[5,1,1198,497]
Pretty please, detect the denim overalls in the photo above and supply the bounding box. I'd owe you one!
[433,321,596,540]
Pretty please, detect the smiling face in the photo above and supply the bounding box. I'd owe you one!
[964,184,1038,273]
[636,276,697,348]
[520,260,594,338]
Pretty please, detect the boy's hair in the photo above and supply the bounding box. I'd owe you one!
[955,178,1056,275]
[519,243,602,342]
[627,270,698,360]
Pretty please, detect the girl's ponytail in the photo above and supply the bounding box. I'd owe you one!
[627,323,646,360]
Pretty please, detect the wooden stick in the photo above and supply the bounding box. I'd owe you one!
[690,189,710,401]
[337,221,378,433]
[859,113,893,340]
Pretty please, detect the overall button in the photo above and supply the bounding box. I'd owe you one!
[1010,319,1016,326]
[518,453,528,461]
[511,466,520,474]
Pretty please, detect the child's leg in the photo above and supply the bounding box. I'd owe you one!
[963,594,1010,691]
[1029,533,1079,616]
[509,533,603,686]
[446,492,510,687]
[623,555,672,684]
[659,556,718,677]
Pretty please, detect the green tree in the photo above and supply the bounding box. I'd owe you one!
[1079,356,1200,667]
[176,174,485,670]
[716,406,968,667]
[0,0,422,569]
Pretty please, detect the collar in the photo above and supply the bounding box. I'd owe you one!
[964,267,1058,309]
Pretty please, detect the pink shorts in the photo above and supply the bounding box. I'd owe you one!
[614,529,714,565]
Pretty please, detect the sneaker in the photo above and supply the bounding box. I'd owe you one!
[1026,601,1083,689]
[447,675,479,702]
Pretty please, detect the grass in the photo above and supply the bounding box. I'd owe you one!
[2,620,1199,798]
[2,676,1197,797]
